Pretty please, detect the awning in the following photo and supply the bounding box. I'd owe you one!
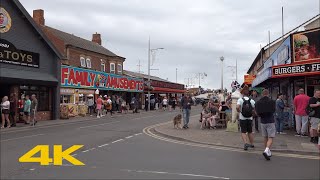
[252,68,272,87]
[151,87,185,94]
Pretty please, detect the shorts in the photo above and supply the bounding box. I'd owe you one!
[24,112,30,116]
[240,119,253,133]
[261,123,276,138]
[2,109,10,115]
[163,105,167,108]
[310,117,320,130]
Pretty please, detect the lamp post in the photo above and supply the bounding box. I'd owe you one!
[148,37,164,111]
[220,56,224,91]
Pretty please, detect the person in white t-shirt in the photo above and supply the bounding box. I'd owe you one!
[1,96,11,129]
[162,97,168,111]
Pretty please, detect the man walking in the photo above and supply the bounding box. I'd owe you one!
[275,93,286,134]
[30,94,38,126]
[181,94,193,129]
[309,89,320,144]
[237,86,255,151]
[256,89,276,160]
[293,89,310,137]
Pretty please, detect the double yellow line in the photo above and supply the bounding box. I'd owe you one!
[143,122,320,160]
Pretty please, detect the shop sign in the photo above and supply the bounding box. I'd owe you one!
[60,88,75,95]
[272,62,320,78]
[293,28,320,62]
[0,7,12,33]
[0,39,40,68]
[252,68,271,87]
[77,89,95,94]
[150,80,184,90]
[307,79,320,86]
[61,65,144,92]
[244,75,256,85]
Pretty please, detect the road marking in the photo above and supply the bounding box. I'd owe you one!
[125,136,133,139]
[29,168,35,171]
[82,148,96,153]
[1,134,44,142]
[134,133,143,136]
[111,139,124,144]
[143,123,320,160]
[122,169,229,179]
[98,144,109,148]
[71,154,77,157]
[78,121,120,129]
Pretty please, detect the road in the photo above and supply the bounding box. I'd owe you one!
[1,107,319,179]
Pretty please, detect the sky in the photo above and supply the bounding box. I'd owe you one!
[20,0,319,90]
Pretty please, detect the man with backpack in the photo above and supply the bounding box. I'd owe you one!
[237,85,255,151]
[256,89,276,160]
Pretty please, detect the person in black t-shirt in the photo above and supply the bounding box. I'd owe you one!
[309,89,320,144]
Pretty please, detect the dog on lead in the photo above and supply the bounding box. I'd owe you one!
[173,114,182,129]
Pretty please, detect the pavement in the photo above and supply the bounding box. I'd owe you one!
[1,106,319,179]
[154,114,320,155]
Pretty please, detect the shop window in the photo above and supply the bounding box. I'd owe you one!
[80,57,86,67]
[117,64,122,74]
[110,63,115,74]
[19,86,50,111]
[86,58,92,68]
[60,95,72,104]
[101,63,105,72]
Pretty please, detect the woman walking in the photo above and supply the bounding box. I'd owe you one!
[1,96,11,128]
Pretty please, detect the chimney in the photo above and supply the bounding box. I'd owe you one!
[92,32,101,45]
[33,9,45,26]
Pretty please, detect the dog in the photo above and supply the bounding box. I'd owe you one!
[173,114,182,129]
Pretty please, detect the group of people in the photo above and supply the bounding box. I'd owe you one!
[237,86,320,161]
[200,101,229,130]
[144,96,178,111]
[88,95,128,118]
[0,94,38,129]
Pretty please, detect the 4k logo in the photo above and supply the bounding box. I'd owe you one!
[19,145,85,166]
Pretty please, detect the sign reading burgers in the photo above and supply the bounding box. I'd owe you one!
[272,62,320,78]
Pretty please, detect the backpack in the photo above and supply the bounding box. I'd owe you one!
[241,98,253,118]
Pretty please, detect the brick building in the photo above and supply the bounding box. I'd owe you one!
[32,9,143,105]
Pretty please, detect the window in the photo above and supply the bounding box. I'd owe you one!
[117,64,122,74]
[80,57,86,67]
[86,58,92,68]
[19,86,50,111]
[110,63,115,74]
[101,63,105,72]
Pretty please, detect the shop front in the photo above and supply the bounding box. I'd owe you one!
[0,0,61,121]
[60,65,144,105]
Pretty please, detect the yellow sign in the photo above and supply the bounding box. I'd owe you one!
[19,145,84,166]
[0,7,12,33]
[244,75,256,85]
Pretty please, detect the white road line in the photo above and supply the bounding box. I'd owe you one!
[98,144,109,148]
[29,168,36,171]
[71,154,77,157]
[134,133,143,136]
[125,136,133,139]
[82,148,96,153]
[111,139,124,144]
[78,121,120,129]
[123,169,229,179]
[1,134,44,142]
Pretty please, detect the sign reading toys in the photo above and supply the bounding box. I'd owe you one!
[61,65,144,92]
[272,62,320,78]
[293,28,320,62]
[0,39,40,68]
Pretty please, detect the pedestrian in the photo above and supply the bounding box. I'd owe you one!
[105,97,113,117]
[293,88,310,137]
[23,95,31,124]
[9,93,17,127]
[181,94,193,129]
[96,95,103,118]
[116,96,120,112]
[162,97,168,111]
[87,96,94,116]
[172,98,177,110]
[155,97,159,110]
[150,98,155,111]
[275,93,286,134]
[236,85,255,151]
[145,98,149,111]
[131,96,139,113]
[18,94,25,122]
[255,89,276,160]
[219,101,229,120]
[30,94,38,126]
[309,89,320,144]
[1,96,11,129]
[250,90,260,133]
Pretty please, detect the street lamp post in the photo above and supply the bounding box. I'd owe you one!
[220,56,224,91]
[148,37,164,111]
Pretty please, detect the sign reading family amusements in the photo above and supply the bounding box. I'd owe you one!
[61,65,144,92]
[0,39,40,68]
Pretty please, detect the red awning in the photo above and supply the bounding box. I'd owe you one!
[149,87,185,93]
